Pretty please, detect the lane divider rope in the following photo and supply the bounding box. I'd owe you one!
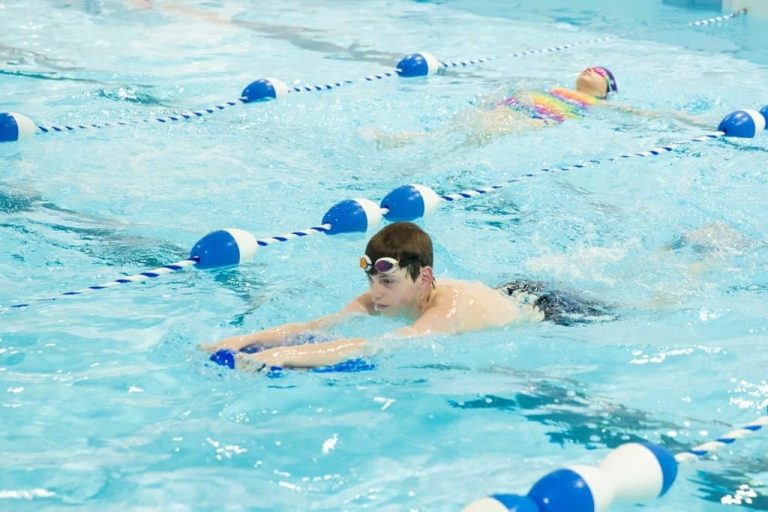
[5,107,764,312]
[0,10,747,144]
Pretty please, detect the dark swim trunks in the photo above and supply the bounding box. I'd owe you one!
[498,279,616,326]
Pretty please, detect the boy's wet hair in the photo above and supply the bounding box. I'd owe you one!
[364,222,433,281]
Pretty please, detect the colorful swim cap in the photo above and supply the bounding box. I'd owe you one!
[591,66,618,96]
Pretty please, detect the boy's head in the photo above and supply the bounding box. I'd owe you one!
[361,221,433,281]
[575,66,617,99]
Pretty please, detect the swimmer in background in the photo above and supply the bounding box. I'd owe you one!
[665,220,763,281]
[362,66,708,147]
[488,65,619,130]
[200,221,613,371]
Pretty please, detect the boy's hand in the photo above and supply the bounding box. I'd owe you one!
[198,341,220,354]
[232,338,366,371]
[235,348,287,372]
[198,335,260,354]
[235,352,271,372]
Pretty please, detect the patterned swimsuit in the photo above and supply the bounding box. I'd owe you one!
[500,87,601,124]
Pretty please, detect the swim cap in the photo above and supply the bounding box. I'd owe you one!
[592,66,618,95]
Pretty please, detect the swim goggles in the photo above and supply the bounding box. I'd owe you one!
[588,66,618,96]
[359,255,412,275]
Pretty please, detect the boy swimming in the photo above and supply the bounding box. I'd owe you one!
[201,222,612,371]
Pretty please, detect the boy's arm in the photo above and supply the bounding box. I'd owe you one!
[393,301,459,337]
[200,294,371,353]
[236,337,367,370]
[235,301,458,371]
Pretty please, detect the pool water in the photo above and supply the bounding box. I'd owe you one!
[1,1,767,510]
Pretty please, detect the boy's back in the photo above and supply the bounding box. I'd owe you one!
[407,278,545,334]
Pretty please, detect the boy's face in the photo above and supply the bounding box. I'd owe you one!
[366,267,423,318]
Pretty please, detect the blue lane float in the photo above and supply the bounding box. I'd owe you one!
[0,112,37,142]
[717,109,766,138]
[321,198,383,235]
[396,52,441,77]
[464,441,677,512]
[462,416,768,512]
[380,184,441,221]
[189,228,258,269]
[240,77,290,103]
[760,104,768,123]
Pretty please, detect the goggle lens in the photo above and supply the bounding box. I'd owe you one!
[360,255,404,274]
[588,67,616,95]
[374,258,398,273]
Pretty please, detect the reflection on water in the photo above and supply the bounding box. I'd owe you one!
[693,468,768,510]
[1,186,184,276]
[450,379,689,451]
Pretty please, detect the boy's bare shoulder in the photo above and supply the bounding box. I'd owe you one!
[438,278,497,292]
[432,278,502,305]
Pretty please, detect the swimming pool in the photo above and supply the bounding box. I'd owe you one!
[2,0,767,510]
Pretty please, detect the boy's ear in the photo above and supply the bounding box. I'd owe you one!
[419,266,434,290]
